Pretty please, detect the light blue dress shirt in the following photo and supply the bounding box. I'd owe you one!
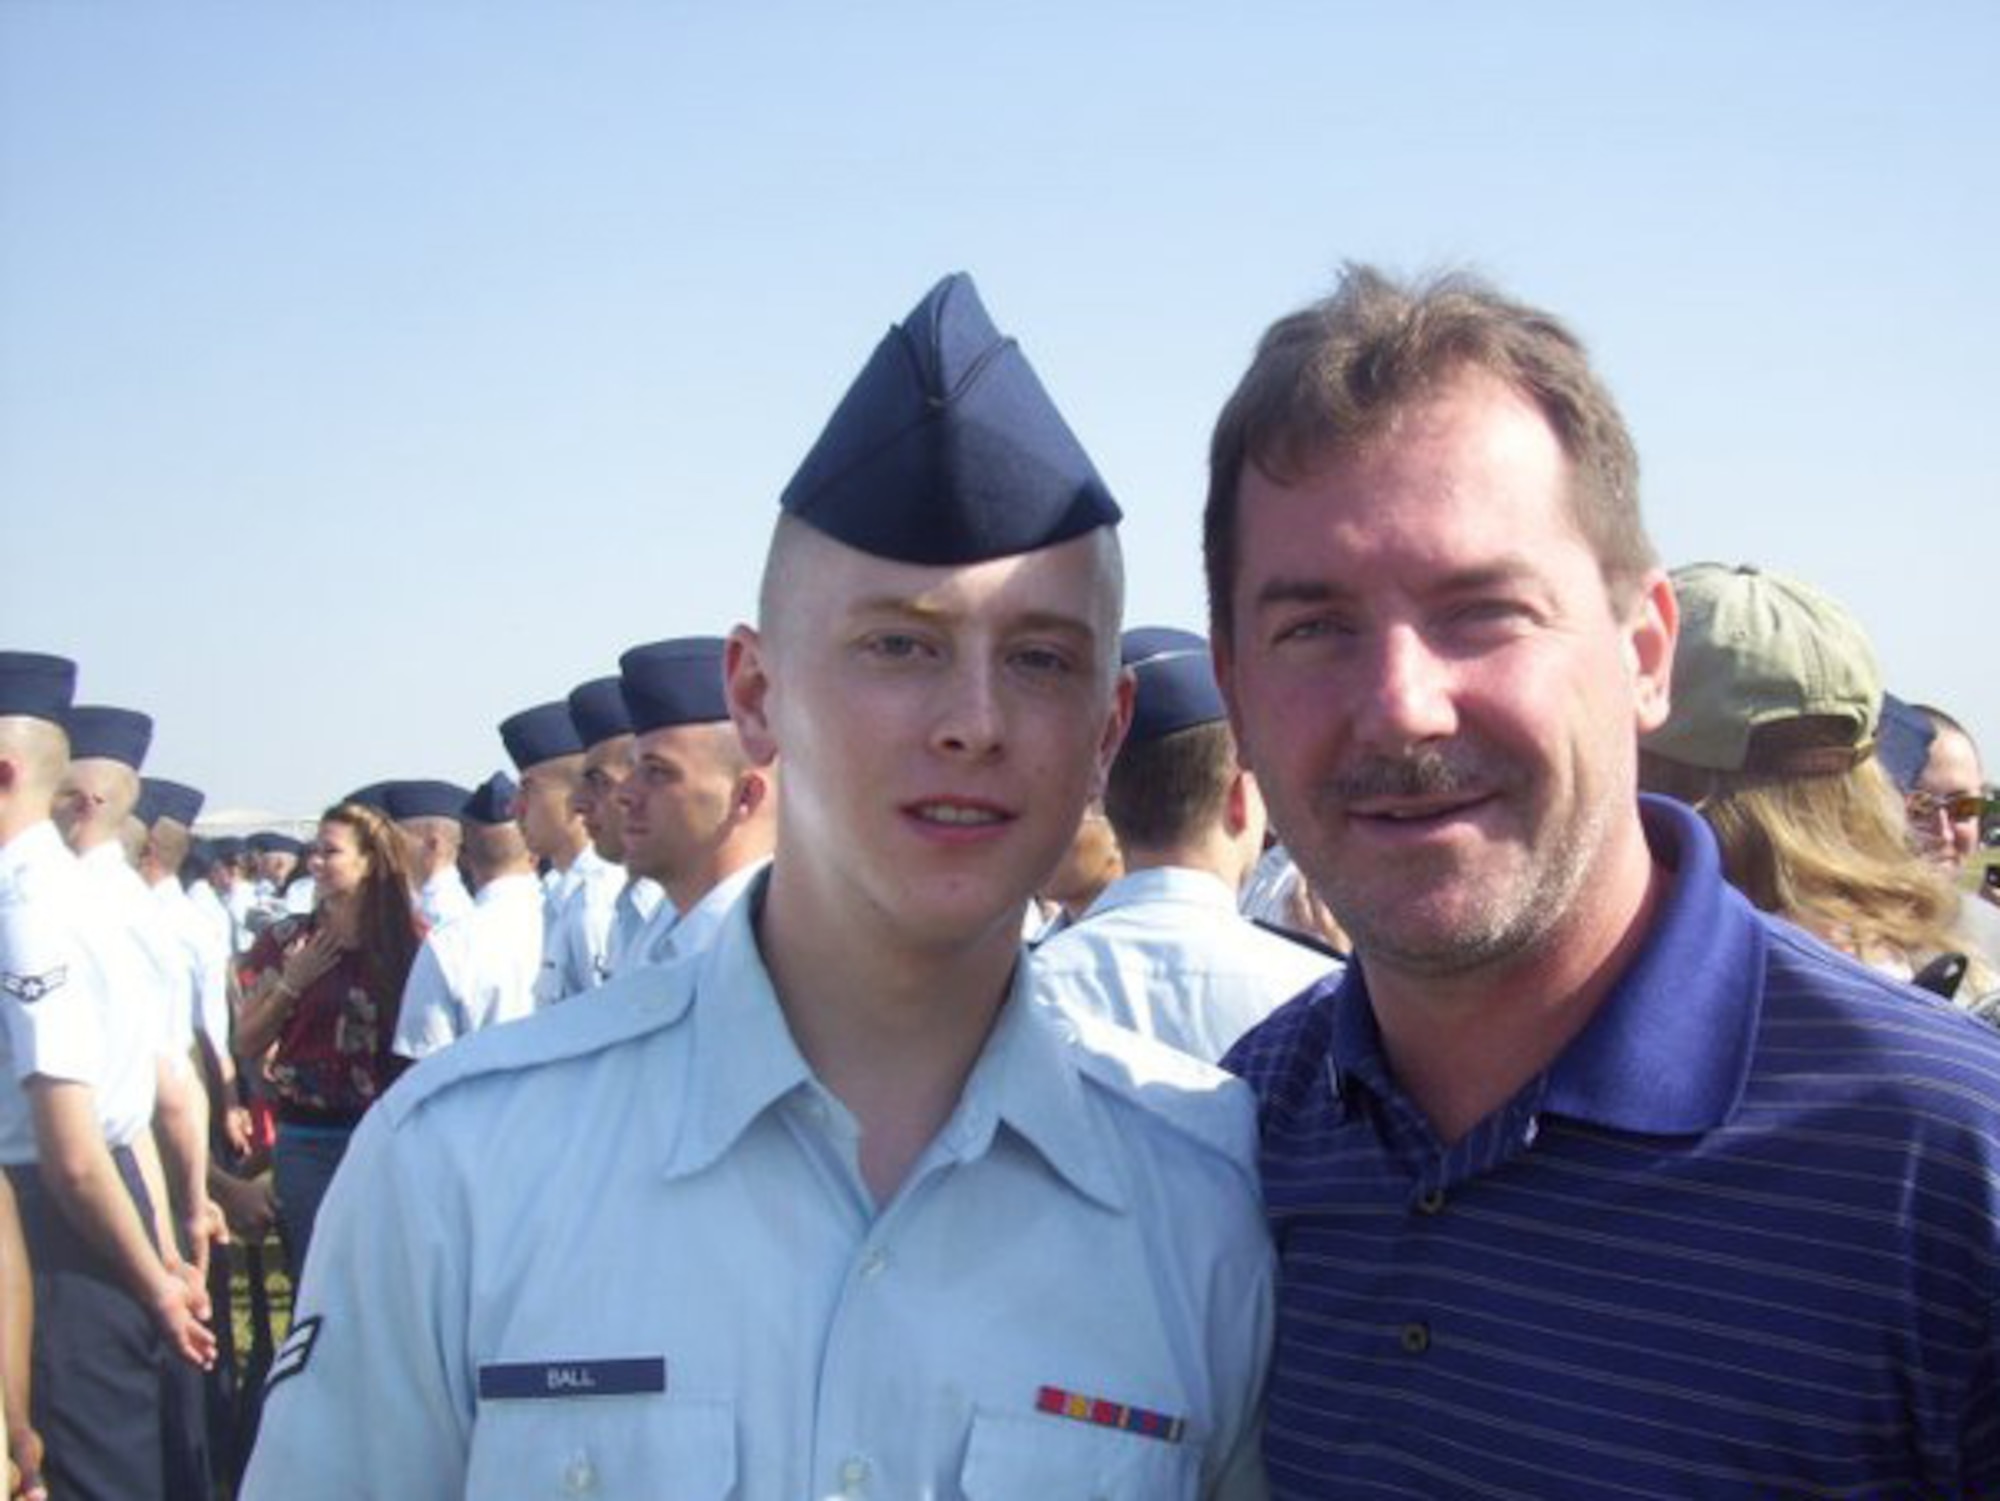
[244,881,1273,1500]
[0,821,114,1164]
[393,873,547,1060]
[1034,867,1340,1064]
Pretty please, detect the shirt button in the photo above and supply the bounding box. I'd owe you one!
[839,1454,871,1490]
[860,1247,891,1279]
[1400,1321,1431,1355]
[1416,1187,1446,1215]
[562,1450,598,1494]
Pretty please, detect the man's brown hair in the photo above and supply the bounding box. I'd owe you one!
[1204,264,1654,641]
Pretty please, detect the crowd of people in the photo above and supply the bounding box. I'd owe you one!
[3,265,1997,1500]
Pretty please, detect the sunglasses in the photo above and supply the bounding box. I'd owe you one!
[1907,790,1988,824]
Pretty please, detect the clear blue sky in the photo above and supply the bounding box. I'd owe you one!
[4,2,1994,816]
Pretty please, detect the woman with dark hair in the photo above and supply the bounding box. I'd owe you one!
[236,801,422,1277]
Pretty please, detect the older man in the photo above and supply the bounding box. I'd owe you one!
[1211,266,2000,1495]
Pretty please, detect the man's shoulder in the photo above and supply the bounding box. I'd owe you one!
[1753,917,2000,1125]
[1043,997,1259,1172]
[380,958,700,1130]
[1219,980,1340,1098]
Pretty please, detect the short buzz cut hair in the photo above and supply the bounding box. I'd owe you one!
[1203,264,1655,643]
[1102,720,1236,852]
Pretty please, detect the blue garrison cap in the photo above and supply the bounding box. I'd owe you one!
[1876,693,1936,794]
[208,835,245,861]
[66,705,153,769]
[0,652,77,724]
[461,772,519,827]
[138,777,205,827]
[341,781,393,813]
[568,677,634,749]
[499,702,585,770]
[246,831,305,857]
[1121,627,1226,743]
[619,638,730,733]
[779,273,1121,564]
[381,779,472,822]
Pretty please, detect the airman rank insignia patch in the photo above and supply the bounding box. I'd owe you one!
[1035,1384,1187,1444]
[267,1316,322,1391]
[0,968,66,1005]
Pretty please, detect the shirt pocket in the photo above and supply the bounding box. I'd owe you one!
[465,1393,735,1500]
[958,1409,1202,1501]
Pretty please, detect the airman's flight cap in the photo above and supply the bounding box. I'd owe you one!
[1121,627,1226,743]
[139,777,205,827]
[499,703,585,771]
[568,677,635,750]
[779,272,1120,564]
[619,638,729,733]
[66,706,153,769]
[462,772,519,827]
[0,652,76,724]
[382,780,472,822]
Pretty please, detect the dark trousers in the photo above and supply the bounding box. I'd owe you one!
[8,1151,167,1501]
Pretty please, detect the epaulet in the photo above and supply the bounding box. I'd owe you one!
[1250,915,1347,963]
[1055,1002,1258,1172]
[380,957,698,1128]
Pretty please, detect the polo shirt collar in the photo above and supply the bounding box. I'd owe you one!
[1542,796,1763,1134]
[661,876,1125,1210]
[1327,796,1763,1137]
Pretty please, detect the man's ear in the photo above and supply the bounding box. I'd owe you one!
[725,625,780,768]
[1626,570,1678,736]
[1088,668,1136,800]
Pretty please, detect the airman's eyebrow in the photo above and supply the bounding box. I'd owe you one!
[846,596,1102,647]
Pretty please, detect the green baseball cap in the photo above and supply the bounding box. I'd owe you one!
[1642,562,1881,775]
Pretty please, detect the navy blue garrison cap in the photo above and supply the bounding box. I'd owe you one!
[341,781,393,813]
[461,772,519,827]
[568,677,633,749]
[247,831,305,857]
[499,702,585,771]
[1121,627,1226,743]
[779,272,1121,565]
[619,638,729,733]
[0,652,77,723]
[1876,693,1936,794]
[382,779,471,822]
[138,777,205,827]
[66,705,153,769]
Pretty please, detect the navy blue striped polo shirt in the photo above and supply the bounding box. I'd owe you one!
[1224,795,2000,1498]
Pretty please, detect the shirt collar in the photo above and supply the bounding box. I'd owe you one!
[475,872,542,908]
[1080,865,1238,922]
[1540,796,1763,1134]
[1328,796,1764,1136]
[661,873,1124,1210]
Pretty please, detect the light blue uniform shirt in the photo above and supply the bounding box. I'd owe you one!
[393,873,547,1061]
[0,821,114,1164]
[624,858,767,971]
[1034,867,1340,1064]
[70,842,171,1142]
[536,848,624,1004]
[245,881,1273,1500]
[602,876,666,980]
[418,868,476,932]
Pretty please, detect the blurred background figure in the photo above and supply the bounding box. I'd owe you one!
[1035,627,1341,1061]
[233,801,420,1279]
[392,774,543,1061]
[1640,564,1993,1008]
